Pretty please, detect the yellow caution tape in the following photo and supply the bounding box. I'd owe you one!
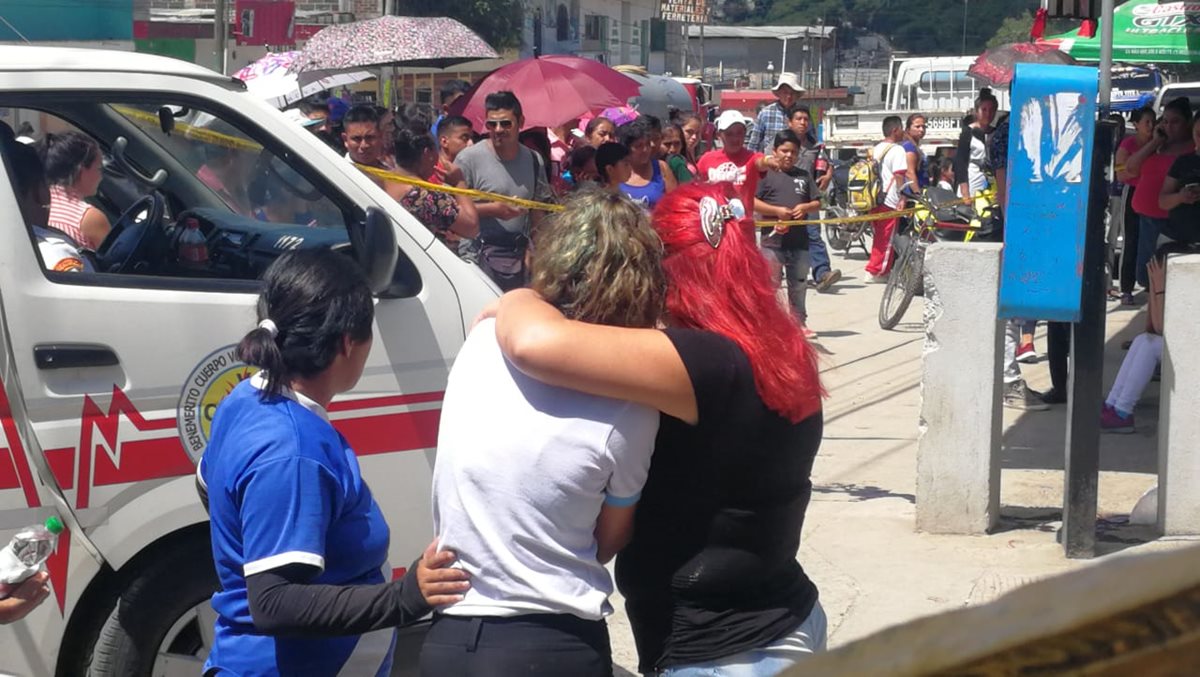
[112,105,996,225]
[354,164,566,212]
[113,105,565,213]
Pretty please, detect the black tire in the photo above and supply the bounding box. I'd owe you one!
[87,536,218,677]
[825,222,851,252]
[878,238,923,330]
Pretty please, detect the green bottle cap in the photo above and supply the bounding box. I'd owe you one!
[44,516,65,535]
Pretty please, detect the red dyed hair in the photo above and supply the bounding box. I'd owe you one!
[651,182,824,422]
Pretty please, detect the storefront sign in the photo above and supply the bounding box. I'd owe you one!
[661,0,710,24]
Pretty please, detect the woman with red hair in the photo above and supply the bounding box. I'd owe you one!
[492,182,826,676]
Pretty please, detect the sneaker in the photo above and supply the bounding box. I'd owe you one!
[816,269,843,292]
[1040,388,1067,404]
[1003,380,1051,411]
[865,273,888,284]
[1121,292,1137,306]
[1016,343,1039,364]
[1100,405,1135,434]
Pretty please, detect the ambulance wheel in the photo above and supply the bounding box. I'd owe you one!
[87,537,218,677]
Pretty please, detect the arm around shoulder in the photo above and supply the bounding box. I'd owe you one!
[495,289,698,423]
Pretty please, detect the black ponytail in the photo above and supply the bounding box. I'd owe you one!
[237,249,374,398]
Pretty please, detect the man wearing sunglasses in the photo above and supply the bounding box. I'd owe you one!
[455,91,551,290]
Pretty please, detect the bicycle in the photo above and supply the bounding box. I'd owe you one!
[822,159,870,256]
[877,187,990,330]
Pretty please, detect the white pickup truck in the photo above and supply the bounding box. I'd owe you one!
[824,56,1011,157]
[0,45,498,675]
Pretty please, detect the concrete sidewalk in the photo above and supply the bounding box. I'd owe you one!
[607,250,1180,673]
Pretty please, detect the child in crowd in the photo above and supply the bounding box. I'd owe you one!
[596,142,632,193]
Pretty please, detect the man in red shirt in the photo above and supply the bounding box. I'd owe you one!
[698,110,779,209]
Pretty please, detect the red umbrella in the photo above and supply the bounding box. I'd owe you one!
[968,42,1077,89]
[450,56,641,130]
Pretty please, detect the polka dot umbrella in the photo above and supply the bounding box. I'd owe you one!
[289,15,497,86]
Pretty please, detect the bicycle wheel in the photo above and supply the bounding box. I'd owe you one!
[824,207,852,251]
[878,237,923,330]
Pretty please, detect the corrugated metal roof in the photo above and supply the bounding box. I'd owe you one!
[685,25,834,40]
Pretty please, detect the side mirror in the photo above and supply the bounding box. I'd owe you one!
[348,207,399,296]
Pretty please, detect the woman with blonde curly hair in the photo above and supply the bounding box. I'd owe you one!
[422,190,665,676]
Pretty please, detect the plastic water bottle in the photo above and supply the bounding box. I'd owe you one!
[178,217,209,269]
[0,516,64,599]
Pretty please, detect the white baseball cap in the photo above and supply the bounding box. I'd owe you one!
[715,109,753,132]
[771,72,806,95]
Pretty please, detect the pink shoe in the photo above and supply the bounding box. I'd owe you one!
[802,326,818,340]
[1100,405,1135,434]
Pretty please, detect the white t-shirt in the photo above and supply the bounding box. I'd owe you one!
[872,140,908,209]
[432,320,659,620]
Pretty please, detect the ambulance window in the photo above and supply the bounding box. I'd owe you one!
[0,98,411,292]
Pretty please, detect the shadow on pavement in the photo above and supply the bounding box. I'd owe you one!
[813,482,916,504]
[997,302,1162,553]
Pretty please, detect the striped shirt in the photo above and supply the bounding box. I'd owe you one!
[47,185,91,247]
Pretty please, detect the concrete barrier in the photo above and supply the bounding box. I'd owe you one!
[917,243,1003,534]
[1158,254,1200,536]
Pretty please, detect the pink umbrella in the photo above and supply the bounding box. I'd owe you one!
[450,56,642,131]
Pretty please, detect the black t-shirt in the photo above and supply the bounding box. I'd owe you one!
[756,167,813,250]
[1166,153,1200,244]
[615,328,822,673]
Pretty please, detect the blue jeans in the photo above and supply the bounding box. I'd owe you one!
[655,601,828,677]
[806,225,831,280]
[1136,216,1167,288]
[763,247,811,322]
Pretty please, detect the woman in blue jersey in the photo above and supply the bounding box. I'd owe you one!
[199,249,469,676]
[619,118,677,210]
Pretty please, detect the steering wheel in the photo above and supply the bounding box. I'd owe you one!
[94,193,166,274]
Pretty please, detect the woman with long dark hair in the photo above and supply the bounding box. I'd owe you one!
[490,183,826,675]
[385,126,479,243]
[954,88,998,201]
[38,131,111,249]
[199,250,468,676]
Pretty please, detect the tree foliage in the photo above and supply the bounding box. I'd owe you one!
[401,0,524,49]
[742,0,1046,55]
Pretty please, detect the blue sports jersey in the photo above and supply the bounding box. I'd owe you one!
[201,374,395,676]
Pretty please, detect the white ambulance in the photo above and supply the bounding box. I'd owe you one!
[0,46,497,675]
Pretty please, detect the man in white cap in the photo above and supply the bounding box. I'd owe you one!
[749,72,805,154]
[698,109,780,209]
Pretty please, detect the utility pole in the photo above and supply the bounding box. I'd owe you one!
[961,0,968,55]
[215,0,228,75]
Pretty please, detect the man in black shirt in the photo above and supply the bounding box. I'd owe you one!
[787,107,842,292]
[756,129,822,332]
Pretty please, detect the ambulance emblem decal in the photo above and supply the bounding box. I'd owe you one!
[177,345,257,463]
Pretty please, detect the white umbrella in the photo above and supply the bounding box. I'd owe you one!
[243,69,373,108]
[234,51,373,109]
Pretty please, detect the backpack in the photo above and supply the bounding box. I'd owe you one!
[846,143,898,212]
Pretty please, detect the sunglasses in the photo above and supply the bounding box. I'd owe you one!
[485,119,515,130]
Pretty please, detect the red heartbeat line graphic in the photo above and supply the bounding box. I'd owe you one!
[0,385,443,615]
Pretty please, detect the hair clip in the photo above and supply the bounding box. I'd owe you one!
[699,196,745,248]
[258,318,279,339]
